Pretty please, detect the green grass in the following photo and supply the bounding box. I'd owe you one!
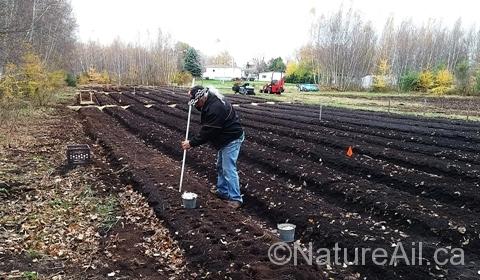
[80,185,95,198]
[26,249,41,259]
[96,195,119,230]
[258,91,480,121]
[22,271,38,280]
[53,87,76,104]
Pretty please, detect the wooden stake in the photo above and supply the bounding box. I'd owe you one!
[423,99,427,116]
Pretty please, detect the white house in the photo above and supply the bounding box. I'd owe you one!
[258,72,285,82]
[202,65,243,80]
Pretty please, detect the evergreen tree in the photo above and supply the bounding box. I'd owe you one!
[267,57,286,72]
[183,48,202,77]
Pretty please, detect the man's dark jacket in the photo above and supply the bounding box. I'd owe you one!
[189,94,243,150]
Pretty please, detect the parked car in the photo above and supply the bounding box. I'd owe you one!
[232,83,255,95]
[297,84,319,92]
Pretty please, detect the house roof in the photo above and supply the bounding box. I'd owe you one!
[258,71,285,74]
[205,65,240,69]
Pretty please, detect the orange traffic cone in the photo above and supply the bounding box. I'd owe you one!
[346,146,353,157]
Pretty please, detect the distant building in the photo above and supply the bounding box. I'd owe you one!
[361,75,374,89]
[361,75,397,89]
[258,71,285,82]
[202,65,242,80]
[242,62,258,80]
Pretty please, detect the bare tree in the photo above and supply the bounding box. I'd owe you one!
[311,7,376,90]
[0,0,76,71]
[206,51,235,66]
[75,29,178,86]
[308,6,478,90]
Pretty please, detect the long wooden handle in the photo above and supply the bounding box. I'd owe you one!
[179,104,193,192]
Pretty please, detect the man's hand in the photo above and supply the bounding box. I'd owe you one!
[181,140,191,150]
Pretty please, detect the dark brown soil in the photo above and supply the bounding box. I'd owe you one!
[76,85,480,280]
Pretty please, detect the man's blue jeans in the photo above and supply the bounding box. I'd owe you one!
[216,133,244,203]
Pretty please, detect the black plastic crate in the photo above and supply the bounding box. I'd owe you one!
[66,144,91,165]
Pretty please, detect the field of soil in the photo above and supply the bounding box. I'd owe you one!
[77,85,480,279]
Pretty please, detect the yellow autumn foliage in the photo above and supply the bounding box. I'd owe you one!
[78,68,111,85]
[286,61,299,78]
[0,51,65,106]
[418,70,435,92]
[431,68,454,95]
[171,71,193,86]
[372,58,390,92]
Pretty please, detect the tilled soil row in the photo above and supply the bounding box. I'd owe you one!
[106,89,480,156]
[120,92,156,105]
[165,103,480,212]
[247,103,480,163]
[94,92,119,106]
[96,91,480,210]
[234,106,480,180]
[93,85,480,130]
[103,105,462,279]
[238,111,480,166]
[276,100,480,126]
[138,103,480,252]
[134,91,178,105]
[236,104,480,153]
[262,103,480,132]
[79,107,331,280]
[133,92,480,176]
[127,91,480,166]
[237,116,480,210]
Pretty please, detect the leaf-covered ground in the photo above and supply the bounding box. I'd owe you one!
[0,104,187,279]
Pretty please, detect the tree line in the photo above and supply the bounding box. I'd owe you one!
[2,1,480,99]
[295,7,480,94]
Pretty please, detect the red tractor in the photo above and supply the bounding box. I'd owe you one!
[260,78,285,94]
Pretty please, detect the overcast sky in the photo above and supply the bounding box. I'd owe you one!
[71,0,479,65]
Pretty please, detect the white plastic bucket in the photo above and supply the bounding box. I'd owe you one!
[182,192,198,209]
[277,223,296,242]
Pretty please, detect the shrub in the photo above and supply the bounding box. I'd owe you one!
[65,73,77,87]
[475,69,480,95]
[0,63,21,99]
[372,59,390,92]
[399,71,419,92]
[172,71,193,86]
[0,52,65,106]
[285,61,316,84]
[418,70,434,92]
[455,60,470,95]
[432,68,454,95]
[435,68,454,87]
[78,68,111,85]
[372,76,387,92]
